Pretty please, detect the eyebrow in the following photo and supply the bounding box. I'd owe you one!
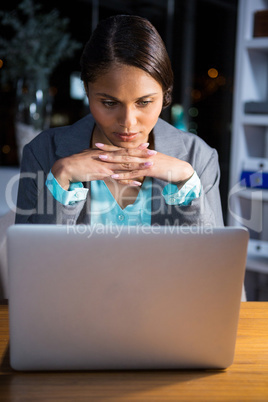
[95,92,159,101]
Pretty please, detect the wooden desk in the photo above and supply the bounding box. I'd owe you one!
[0,302,267,401]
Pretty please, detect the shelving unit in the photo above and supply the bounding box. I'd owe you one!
[228,0,268,283]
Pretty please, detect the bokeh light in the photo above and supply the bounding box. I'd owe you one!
[188,107,199,117]
[2,145,11,154]
[208,68,218,78]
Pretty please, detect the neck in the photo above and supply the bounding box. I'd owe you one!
[91,125,114,148]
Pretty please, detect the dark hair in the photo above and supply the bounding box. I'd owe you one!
[80,15,173,108]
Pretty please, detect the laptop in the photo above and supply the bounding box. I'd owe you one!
[7,225,248,371]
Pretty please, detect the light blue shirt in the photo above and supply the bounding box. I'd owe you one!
[162,171,201,206]
[46,171,88,205]
[45,171,202,224]
[91,177,152,226]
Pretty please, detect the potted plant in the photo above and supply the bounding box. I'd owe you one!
[0,0,81,161]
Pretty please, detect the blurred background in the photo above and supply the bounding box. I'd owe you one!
[0,0,238,221]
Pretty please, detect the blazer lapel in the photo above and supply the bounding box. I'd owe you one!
[54,114,95,158]
[153,117,188,159]
[151,118,189,225]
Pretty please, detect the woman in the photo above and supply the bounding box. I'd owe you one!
[15,14,224,227]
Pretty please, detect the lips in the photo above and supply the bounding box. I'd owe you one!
[114,132,139,141]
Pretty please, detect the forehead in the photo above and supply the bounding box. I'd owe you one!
[88,63,163,97]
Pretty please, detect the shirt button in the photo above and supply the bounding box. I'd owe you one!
[75,190,84,199]
[118,214,125,221]
[170,197,176,203]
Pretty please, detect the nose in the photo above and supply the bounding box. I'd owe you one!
[118,106,137,130]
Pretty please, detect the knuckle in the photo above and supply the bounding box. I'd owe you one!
[125,149,136,157]
[121,163,131,169]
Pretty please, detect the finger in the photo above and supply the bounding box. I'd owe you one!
[111,169,151,180]
[138,142,150,150]
[98,150,157,163]
[94,143,121,152]
[117,180,142,187]
[115,148,156,157]
[104,161,154,171]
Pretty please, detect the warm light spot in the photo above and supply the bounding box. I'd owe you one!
[0,59,3,69]
[2,145,11,154]
[51,113,69,126]
[208,68,219,78]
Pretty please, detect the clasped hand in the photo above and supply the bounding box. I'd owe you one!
[51,142,194,190]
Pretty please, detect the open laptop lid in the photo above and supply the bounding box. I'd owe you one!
[8,225,248,371]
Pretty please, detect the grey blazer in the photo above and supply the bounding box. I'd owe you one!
[15,114,224,227]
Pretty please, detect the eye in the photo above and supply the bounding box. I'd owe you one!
[102,100,118,108]
[137,100,152,107]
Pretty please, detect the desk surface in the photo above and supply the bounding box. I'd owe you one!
[0,302,267,401]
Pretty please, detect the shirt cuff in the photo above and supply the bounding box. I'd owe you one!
[45,171,88,205]
[162,171,202,206]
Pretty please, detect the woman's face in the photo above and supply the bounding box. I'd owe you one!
[86,64,164,148]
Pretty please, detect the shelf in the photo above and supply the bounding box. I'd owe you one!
[245,38,268,51]
[241,157,268,168]
[242,114,268,126]
[246,254,268,273]
[228,1,268,271]
[236,187,268,201]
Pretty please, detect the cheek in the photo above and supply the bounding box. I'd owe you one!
[143,104,162,126]
[89,104,114,128]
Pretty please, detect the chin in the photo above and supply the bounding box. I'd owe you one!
[117,141,142,149]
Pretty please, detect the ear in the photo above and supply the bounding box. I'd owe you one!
[163,88,172,109]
